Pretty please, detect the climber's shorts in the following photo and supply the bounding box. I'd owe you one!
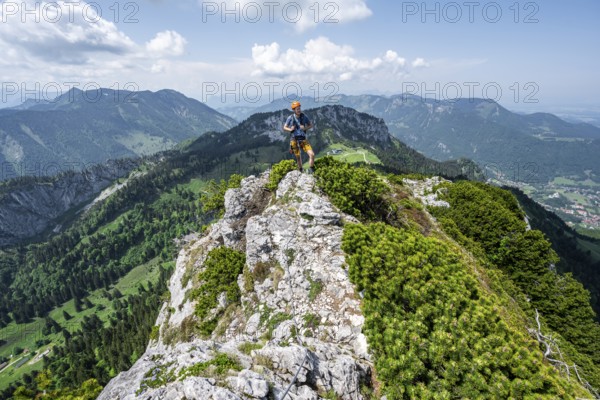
[290,138,313,156]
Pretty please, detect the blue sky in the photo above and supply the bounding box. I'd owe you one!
[0,0,598,113]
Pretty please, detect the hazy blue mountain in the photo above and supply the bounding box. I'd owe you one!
[0,88,236,180]
[227,94,600,183]
[216,98,325,122]
[551,108,600,128]
[8,98,52,110]
[363,96,600,183]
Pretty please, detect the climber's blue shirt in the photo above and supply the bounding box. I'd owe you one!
[284,113,311,139]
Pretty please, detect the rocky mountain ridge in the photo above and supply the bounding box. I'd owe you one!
[222,105,391,148]
[98,169,375,399]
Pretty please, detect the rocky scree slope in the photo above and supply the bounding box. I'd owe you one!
[98,170,373,399]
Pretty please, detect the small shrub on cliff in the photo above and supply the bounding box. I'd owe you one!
[200,174,244,216]
[266,159,297,191]
[314,156,389,220]
[189,246,246,336]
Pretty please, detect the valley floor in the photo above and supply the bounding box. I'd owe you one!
[492,178,600,237]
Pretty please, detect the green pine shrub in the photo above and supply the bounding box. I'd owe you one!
[314,156,390,220]
[342,222,591,399]
[189,246,246,336]
[430,180,600,369]
[179,352,242,379]
[200,173,244,216]
[266,159,297,191]
[238,341,264,355]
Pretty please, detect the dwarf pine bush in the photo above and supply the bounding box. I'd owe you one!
[314,156,389,220]
[342,222,589,399]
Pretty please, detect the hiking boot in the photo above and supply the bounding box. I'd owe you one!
[298,167,304,173]
[307,167,315,174]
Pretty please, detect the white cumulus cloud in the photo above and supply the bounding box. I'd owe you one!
[0,1,137,65]
[252,37,410,81]
[384,50,406,67]
[146,30,187,57]
[0,0,189,98]
[412,58,430,68]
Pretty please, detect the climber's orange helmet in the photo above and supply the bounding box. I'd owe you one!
[291,100,301,110]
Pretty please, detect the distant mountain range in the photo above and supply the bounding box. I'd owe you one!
[219,95,600,184]
[551,108,600,128]
[0,88,236,180]
[0,104,480,247]
[185,104,481,181]
[8,88,596,185]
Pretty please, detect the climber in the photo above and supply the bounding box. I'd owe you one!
[283,100,315,174]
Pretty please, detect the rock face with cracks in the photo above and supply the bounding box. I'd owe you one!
[98,170,374,400]
[0,159,139,246]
